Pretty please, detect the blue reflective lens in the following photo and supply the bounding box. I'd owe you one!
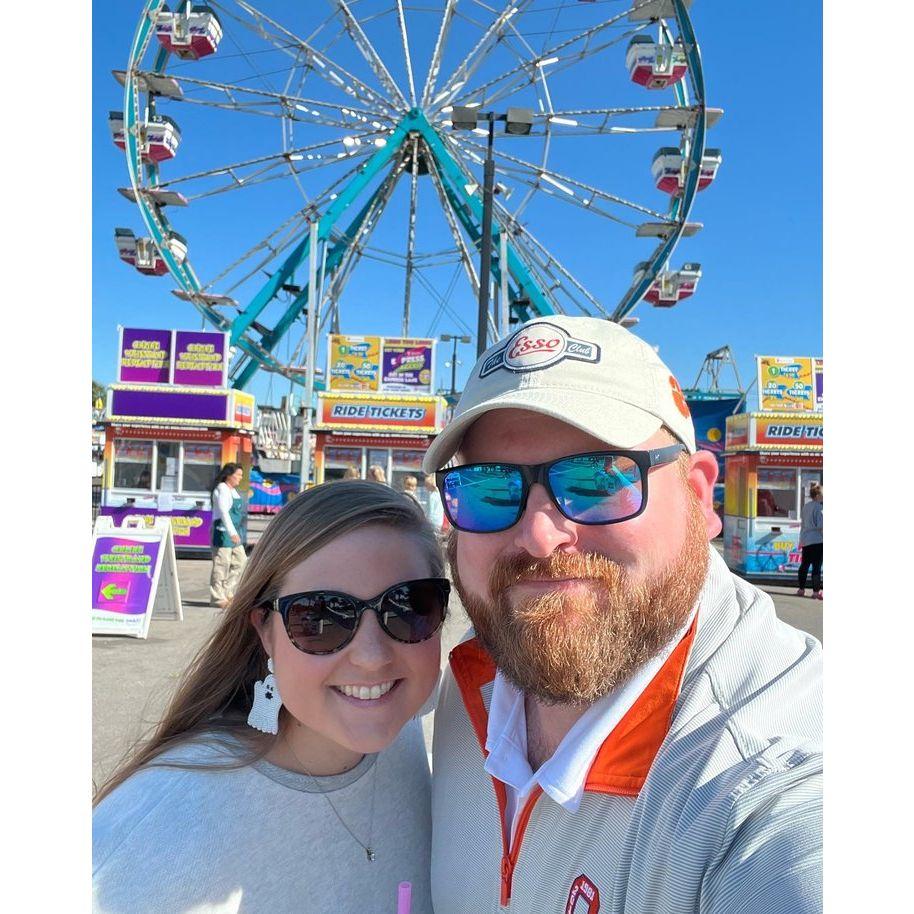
[548,454,643,523]
[442,464,524,533]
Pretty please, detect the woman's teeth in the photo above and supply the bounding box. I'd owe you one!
[335,681,396,700]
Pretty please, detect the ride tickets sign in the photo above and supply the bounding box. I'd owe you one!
[173,330,228,387]
[381,338,435,393]
[316,393,444,433]
[328,334,382,391]
[757,356,817,412]
[118,328,173,384]
[755,416,823,448]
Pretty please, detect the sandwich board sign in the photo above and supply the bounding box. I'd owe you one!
[91,516,183,638]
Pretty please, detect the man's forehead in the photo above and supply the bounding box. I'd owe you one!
[458,408,613,462]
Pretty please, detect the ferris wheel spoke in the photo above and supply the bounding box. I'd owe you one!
[327,1,409,110]
[395,0,418,108]
[493,206,608,317]
[164,72,396,129]
[154,133,378,193]
[224,1,400,115]
[430,1,536,110]
[402,136,420,336]
[442,6,648,113]
[453,136,671,222]
[202,211,309,293]
[424,151,480,297]
[420,0,458,109]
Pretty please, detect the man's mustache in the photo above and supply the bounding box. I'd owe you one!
[489,551,626,593]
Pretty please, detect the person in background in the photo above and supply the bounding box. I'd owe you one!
[342,466,360,480]
[93,481,448,914]
[368,464,387,485]
[423,475,444,534]
[797,483,824,599]
[210,463,248,609]
[402,475,421,504]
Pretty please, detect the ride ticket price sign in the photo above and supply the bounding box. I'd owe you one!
[92,517,182,638]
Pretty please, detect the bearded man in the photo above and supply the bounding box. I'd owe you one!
[424,316,822,914]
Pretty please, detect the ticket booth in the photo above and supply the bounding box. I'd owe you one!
[722,412,823,577]
[312,391,447,505]
[99,327,256,553]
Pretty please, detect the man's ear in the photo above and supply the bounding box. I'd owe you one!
[686,450,722,539]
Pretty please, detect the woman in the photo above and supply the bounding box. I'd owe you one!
[797,482,824,599]
[367,464,387,484]
[94,481,448,913]
[210,462,247,608]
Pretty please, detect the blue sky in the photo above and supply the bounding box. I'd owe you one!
[93,0,822,407]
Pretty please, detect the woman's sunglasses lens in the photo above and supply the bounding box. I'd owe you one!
[548,454,644,523]
[442,465,524,532]
[286,595,357,653]
[381,581,448,642]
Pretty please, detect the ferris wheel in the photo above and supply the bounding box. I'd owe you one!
[112,0,722,390]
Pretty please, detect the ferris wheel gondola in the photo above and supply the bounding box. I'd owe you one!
[113,0,722,390]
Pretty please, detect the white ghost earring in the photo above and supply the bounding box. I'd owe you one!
[247,657,283,734]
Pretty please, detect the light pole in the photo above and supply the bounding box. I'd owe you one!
[451,106,533,357]
[440,333,471,399]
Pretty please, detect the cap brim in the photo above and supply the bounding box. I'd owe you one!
[423,387,665,473]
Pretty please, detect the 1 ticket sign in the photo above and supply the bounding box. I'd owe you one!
[757,356,817,412]
[173,330,229,387]
[118,328,173,384]
[92,516,182,638]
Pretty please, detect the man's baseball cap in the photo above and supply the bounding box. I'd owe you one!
[423,315,696,473]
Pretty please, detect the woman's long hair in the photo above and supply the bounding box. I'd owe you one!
[94,480,443,805]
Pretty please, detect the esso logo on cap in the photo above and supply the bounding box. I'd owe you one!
[505,325,568,370]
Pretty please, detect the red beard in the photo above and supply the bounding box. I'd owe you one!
[449,499,709,705]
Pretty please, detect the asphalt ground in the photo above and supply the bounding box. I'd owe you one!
[92,537,823,791]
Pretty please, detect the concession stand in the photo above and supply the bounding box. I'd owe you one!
[313,332,445,493]
[312,391,447,489]
[99,327,256,553]
[722,355,823,577]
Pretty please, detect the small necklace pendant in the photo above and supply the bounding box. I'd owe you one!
[366,848,375,862]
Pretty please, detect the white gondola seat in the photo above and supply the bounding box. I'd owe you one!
[626,36,687,89]
[651,147,723,194]
[156,4,223,60]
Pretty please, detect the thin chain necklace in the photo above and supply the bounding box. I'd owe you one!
[283,733,378,862]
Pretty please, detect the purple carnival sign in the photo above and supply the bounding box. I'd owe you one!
[173,330,228,387]
[381,339,434,392]
[99,507,213,549]
[118,328,173,384]
[110,387,229,423]
[91,536,160,615]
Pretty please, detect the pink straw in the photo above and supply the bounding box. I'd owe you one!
[397,881,412,914]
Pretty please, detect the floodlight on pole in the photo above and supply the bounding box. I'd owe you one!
[440,333,472,398]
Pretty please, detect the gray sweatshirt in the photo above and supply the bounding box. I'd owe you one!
[799,499,823,547]
[93,718,433,914]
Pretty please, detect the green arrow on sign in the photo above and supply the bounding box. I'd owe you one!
[100,583,128,600]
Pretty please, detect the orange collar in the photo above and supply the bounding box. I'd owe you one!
[448,615,698,796]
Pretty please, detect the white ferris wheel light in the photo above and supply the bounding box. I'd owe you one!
[549,117,579,127]
[374,138,387,148]
[342,136,356,147]
[537,57,559,67]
